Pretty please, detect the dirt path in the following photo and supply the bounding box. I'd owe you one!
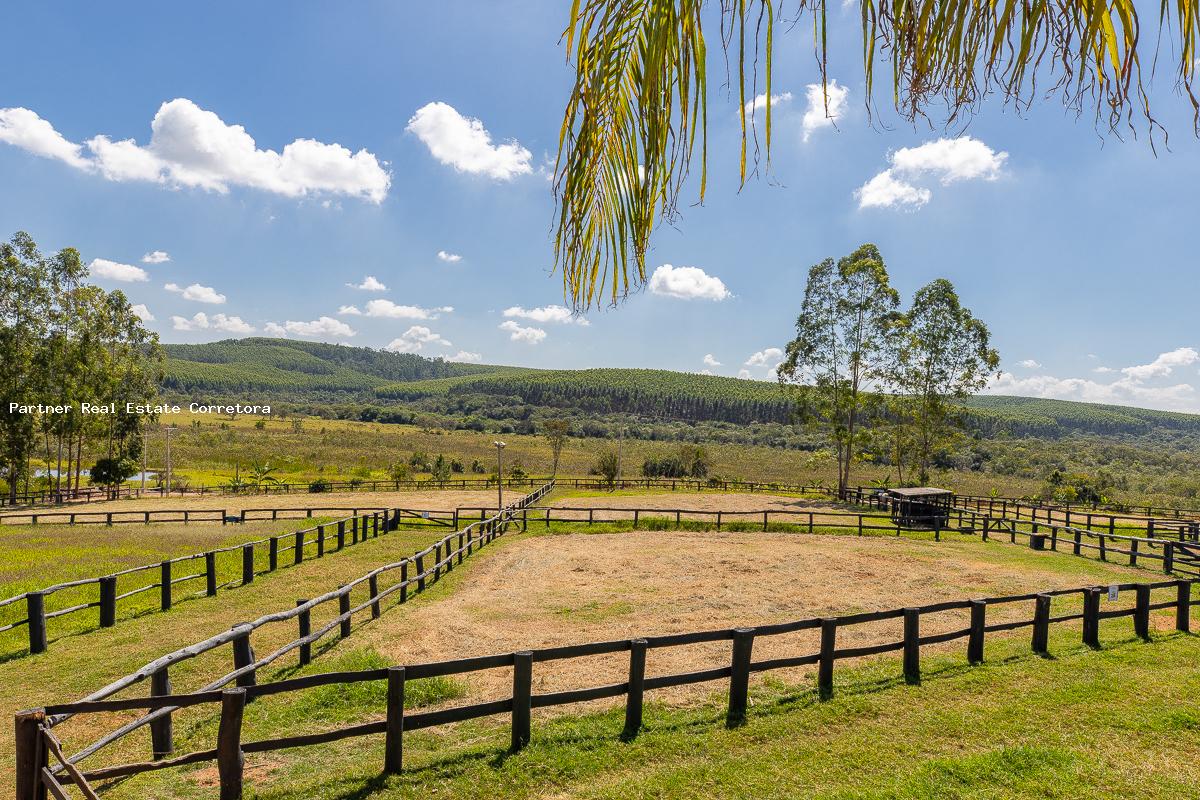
[357,529,1150,710]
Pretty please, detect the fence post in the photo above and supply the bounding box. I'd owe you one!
[269,537,278,571]
[967,599,986,664]
[1164,541,1175,574]
[294,530,304,565]
[369,574,381,618]
[99,576,117,628]
[352,515,360,544]
[241,544,255,585]
[458,532,465,564]
[232,628,256,687]
[296,600,311,665]
[434,542,442,581]
[903,609,921,684]
[624,638,647,737]
[416,555,425,591]
[511,651,534,751]
[150,667,174,759]
[384,666,406,774]
[1073,530,1082,556]
[217,688,246,800]
[205,552,218,596]
[14,708,47,800]
[337,520,346,550]
[400,561,409,603]
[1082,588,1101,648]
[317,525,325,557]
[160,561,172,611]
[818,618,836,700]
[1129,537,1139,567]
[339,587,352,638]
[1177,580,1192,633]
[1134,584,1151,641]
[726,628,755,727]
[1032,594,1051,654]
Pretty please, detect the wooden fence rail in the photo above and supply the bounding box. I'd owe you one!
[19,575,1194,799]
[0,508,457,656]
[2,477,830,511]
[0,505,437,527]
[17,482,553,790]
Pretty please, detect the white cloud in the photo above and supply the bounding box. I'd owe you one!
[89,258,148,283]
[280,317,356,338]
[745,347,784,370]
[743,91,792,116]
[363,299,453,320]
[337,305,362,316]
[1016,359,1042,369]
[346,275,387,292]
[801,81,849,142]
[703,354,722,367]
[699,369,714,376]
[1120,347,1198,381]
[165,282,226,304]
[437,250,462,263]
[987,347,1200,412]
[648,264,731,301]
[737,369,752,379]
[449,350,482,363]
[0,99,390,202]
[384,325,451,353]
[130,304,155,322]
[0,107,90,168]
[141,250,170,264]
[855,170,932,210]
[502,305,589,326]
[406,101,532,180]
[856,136,1007,210]
[264,322,288,337]
[499,320,546,344]
[170,312,254,334]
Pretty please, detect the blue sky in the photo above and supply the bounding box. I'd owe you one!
[3,2,1200,411]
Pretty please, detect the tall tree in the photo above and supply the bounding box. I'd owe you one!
[555,2,1200,308]
[892,279,1000,484]
[542,419,570,477]
[778,244,899,496]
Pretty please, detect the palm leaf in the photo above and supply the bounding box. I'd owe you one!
[556,0,1200,310]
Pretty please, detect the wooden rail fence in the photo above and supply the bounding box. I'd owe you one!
[1,477,830,511]
[12,482,556,800]
[0,507,458,656]
[18,575,1194,799]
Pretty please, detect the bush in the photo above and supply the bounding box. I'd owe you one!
[308,478,331,493]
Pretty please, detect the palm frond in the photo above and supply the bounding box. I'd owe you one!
[555,0,1200,310]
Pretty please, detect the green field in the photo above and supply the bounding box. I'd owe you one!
[5,508,1192,799]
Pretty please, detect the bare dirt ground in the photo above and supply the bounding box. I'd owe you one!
[2,489,502,518]
[357,529,1150,714]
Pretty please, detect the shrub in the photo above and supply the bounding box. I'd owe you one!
[308,478,331,493]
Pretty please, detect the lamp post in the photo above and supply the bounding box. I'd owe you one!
[493,441,506,510]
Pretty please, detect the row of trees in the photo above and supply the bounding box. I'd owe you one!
[778,244,999,494]
[0,232,163,501]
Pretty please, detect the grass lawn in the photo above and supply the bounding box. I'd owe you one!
[23,519,1193,800]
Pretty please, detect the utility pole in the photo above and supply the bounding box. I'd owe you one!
[164,425,175,497]
[494,441,506,510]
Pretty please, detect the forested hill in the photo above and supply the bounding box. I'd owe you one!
[162,338,1200,439]
[162,338,498,395]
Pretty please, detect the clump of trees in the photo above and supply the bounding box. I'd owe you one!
[642,444,710,478]
[779,244,999,494]
[1,232,163,501]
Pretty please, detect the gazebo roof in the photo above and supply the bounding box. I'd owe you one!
[888,487,953,498]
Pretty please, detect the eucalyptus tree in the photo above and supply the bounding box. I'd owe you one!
[891,279,1000,484]
[554,1,1200,308]
[778,244,899,496]
[0,233,51,501]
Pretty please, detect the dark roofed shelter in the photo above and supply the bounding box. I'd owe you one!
[888,487,954,530]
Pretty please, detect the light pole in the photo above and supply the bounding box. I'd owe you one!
[164,425,175,497]
[493,441,506,510]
